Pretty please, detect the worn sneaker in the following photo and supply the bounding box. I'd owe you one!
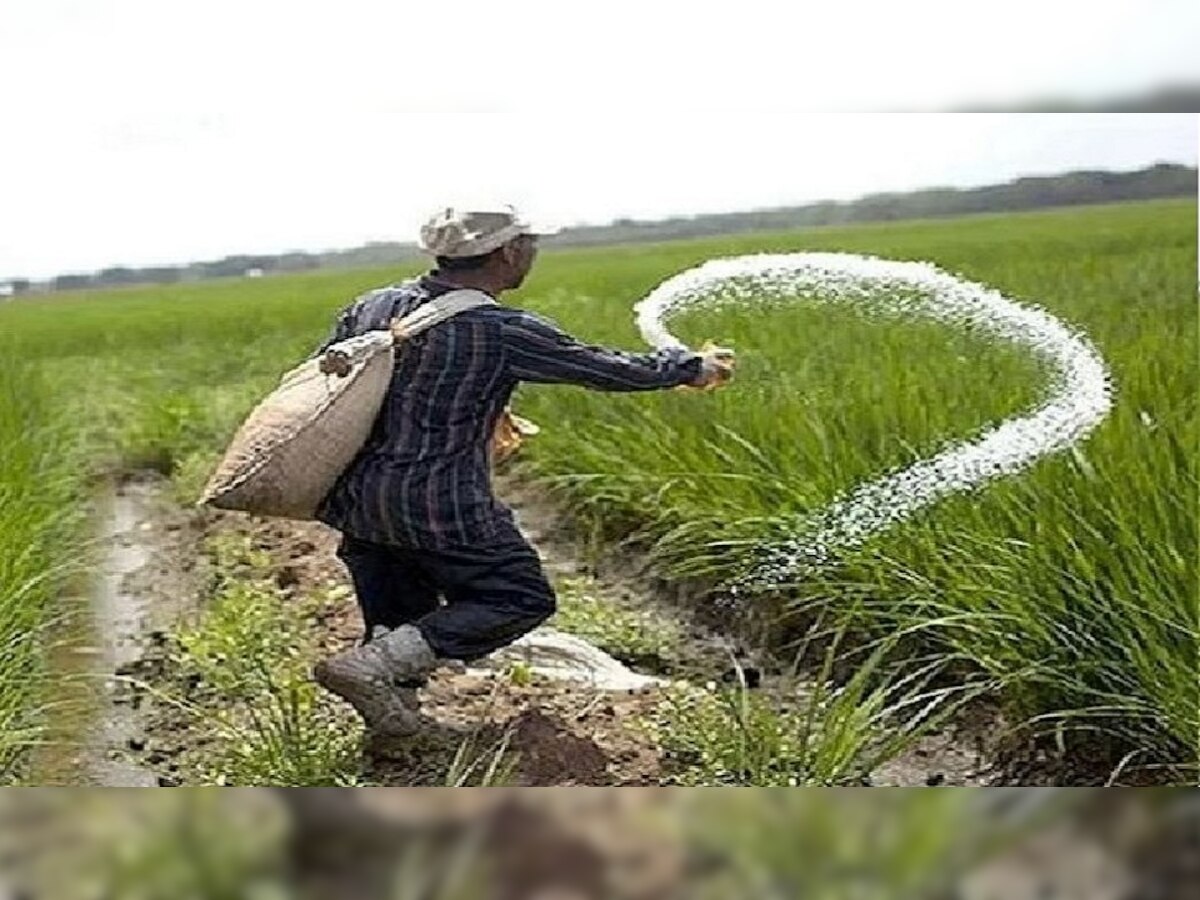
[369,625,458,678]
[373,624,439,681]
[314,646,420,738]
[369,625,423,704]
[314,625,438,740]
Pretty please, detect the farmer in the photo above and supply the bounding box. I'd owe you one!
[312,204,734,743]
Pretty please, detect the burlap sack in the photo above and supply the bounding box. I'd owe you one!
[200,290,492,520]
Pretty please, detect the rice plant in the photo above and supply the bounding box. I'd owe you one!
[0,362,89,778]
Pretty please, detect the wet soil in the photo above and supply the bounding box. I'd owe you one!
[29,475,201,786]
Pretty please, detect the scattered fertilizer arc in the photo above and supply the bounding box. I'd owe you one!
[634,252,1115,587]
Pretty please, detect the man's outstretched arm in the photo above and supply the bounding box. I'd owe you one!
[501,310,708,391]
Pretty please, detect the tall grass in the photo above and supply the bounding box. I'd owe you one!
[0,363,88,777]
[652,628,985,786]
[513,200,1198,766]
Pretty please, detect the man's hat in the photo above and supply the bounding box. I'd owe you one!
[418,204,557,258]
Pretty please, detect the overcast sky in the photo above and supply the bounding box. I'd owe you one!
[2,1,1198,280]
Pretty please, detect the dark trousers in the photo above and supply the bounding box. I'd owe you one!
[335,532,556,661]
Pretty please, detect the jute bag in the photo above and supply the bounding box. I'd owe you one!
[199,289,493,520]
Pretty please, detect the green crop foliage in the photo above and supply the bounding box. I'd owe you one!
[0,365,90,778]
[1,198,1194,780]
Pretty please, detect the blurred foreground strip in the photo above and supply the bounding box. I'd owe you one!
[0,788,1196,899]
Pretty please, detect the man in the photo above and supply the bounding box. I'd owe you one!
[312,204,734,743]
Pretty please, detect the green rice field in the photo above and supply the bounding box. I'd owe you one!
[0,198,1194,781]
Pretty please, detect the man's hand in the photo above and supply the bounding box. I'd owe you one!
[684,342,736,391]
[318,348,353,378]
[492,407,540,463]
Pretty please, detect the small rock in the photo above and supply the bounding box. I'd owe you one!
[127,737,146,752]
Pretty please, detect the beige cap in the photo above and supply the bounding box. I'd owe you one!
[418,204,557,258]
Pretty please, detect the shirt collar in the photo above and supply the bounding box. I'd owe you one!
[420,273,497,303]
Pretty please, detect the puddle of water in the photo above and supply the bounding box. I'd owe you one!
[29,482,160,786]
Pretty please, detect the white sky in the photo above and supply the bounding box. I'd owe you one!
[1,0,1198,280]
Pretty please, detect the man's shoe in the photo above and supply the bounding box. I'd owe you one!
[314,646,421,738]
[373,623,439,681]
[369,625,422,706]
[369,624,463,677]
[314,625,437,739]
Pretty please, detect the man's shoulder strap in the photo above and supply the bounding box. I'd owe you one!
[389,289,495,341]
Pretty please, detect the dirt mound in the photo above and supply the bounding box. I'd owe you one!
[364,671,665,786]
[508,709,611,784]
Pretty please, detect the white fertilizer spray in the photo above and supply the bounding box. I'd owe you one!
[633,252,1115,589]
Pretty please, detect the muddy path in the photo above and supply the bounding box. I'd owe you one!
[116,473,724,786]
[47,469,1025,786]
[29,476,200,786]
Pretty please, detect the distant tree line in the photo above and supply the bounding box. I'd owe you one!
[545,163,1197,248]
[5,163,1195,295]
[958,84,1200,113]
